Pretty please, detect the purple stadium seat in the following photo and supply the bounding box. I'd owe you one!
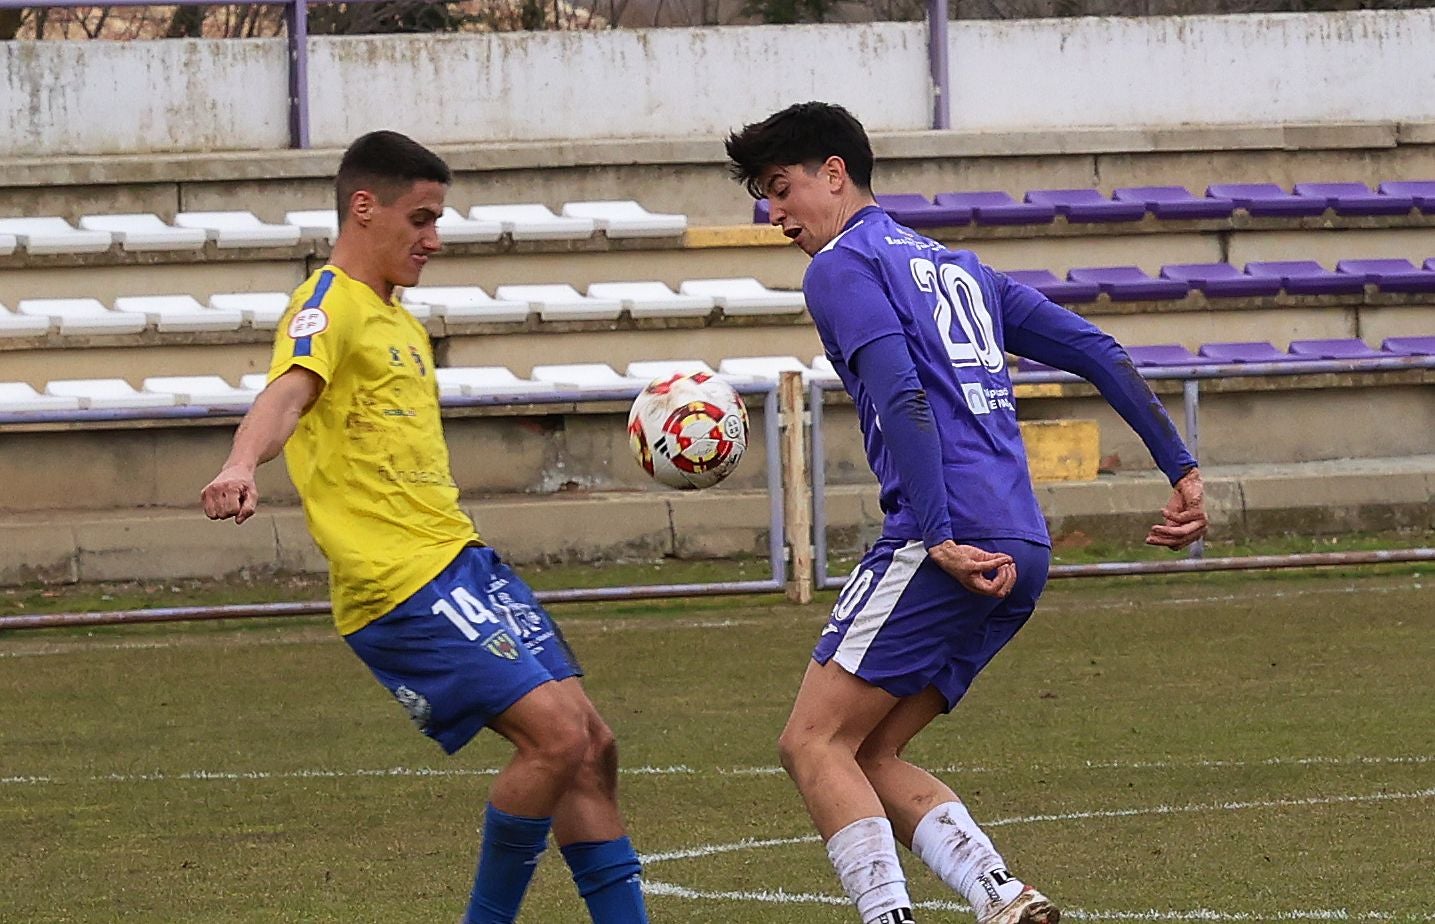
[1159,263,1281,298]
[1292,182,1414,216]
[1378,181,1435,213]
[1016,356,1058,373]
[1198,341,1302,363]
[1206,183,1327,218]
[753,199,770,223]
[1336,259,1435,293]
[933,192,1054,225]
[1125,344,1203,367]
[1381,336,1435,356]
[876,193,971,228]
[1066,266,1189,301]
[1287,338,1384,360]
[1244,260,1366,296]
[1023,189,1146,223]
[1004,269,1100,303]
[1112,186,1235,220]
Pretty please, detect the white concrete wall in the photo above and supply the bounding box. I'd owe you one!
[305,24,929,147]
[0,39,289,157]
[0,10,1432,157]
[949,10,1435,131]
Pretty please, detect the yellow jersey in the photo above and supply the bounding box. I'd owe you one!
[269,265,479,635]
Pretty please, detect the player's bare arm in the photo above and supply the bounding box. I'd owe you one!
[200,366,323,524]
[1145,467,1207,550]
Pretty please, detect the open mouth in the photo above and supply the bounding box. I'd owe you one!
[782,227,802,241]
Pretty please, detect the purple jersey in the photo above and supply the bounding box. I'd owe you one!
[804,206,1050,547]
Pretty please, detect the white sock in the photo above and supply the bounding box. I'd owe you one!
[911,801,1026,917]
[826,816,914,924]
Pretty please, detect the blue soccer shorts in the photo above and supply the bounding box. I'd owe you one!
[344,545,583,754]
[812,537,1050,710]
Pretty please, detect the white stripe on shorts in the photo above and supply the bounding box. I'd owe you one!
[833,540,926,674]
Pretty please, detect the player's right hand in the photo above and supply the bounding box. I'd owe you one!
[201,466,260,524]
[928,541,1017,598]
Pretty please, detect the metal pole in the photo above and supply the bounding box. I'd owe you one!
[927,0,951,130]
[1182,377,1204,559]
[763,385,788,587]
[809,382,833,589]
[286,0,310,149]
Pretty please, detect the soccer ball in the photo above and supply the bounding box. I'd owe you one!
[628,372,748,490]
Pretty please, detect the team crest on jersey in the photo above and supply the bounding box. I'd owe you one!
[482,630,520,660]
[408,345,427,376]
[388,346,404,367]
[288,307,328,339]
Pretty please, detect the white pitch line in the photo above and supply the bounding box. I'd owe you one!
[640,882,1435,922]
[4,754,1431,788]
[640,787,1435,866]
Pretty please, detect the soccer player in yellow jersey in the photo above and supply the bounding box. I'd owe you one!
[200,131,650,924]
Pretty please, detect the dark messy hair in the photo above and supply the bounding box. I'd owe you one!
[723,101,874,200]
[334,130,452,225]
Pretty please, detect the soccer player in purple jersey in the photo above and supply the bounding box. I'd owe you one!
[725,102,1207,924]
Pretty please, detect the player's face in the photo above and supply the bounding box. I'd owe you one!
[761,161,843,257]
[370,180,446,288]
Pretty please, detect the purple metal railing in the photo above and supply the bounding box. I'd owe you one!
[809,353,1435,590]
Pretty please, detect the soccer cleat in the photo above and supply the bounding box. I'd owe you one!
[978,886,1060,924]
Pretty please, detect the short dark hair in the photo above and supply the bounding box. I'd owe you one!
[724,101,874,200]
[334,130,452,224]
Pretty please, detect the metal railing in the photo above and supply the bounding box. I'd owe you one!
[0,0,955,148]
[0,381,788,631]
[808,353,1435,590]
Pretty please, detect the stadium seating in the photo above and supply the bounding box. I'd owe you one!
[561,200,686,238]
[79,214,206,251]
[401,286,530,322]
[1159,263,1282,297]
[1287,338,1385,360]
[0,303,50,337]
[283,210,340,244]
[0,382,81,412]
[1334,259,1435,293]
[934,191,1055,225]
[529,363,647,391]
[870,194,969,228]
[1243,260,1366,295]
[1378,181,1435,212]
[209,292,289,329]
[1023,189,1146,222]
[1066,266,1189,301]
[1113,186,1236,220]
[468,204,594,241]
[16,297,146,335]
[1206,184,1327,217]
[173,211,302,248]
[435,366,556,397]
[44,378,176,409]
[0,217,112,255]
[586,282,713,319]
[495,284,623,322]
[1004,270,1100,302]
[112,295,244,333]
[679,278,805,316]
[1293,182,1413,216]
[140,375,257,408]
[436,207,503,244]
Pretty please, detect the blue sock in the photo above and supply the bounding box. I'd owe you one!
[464,804,552,924]
[560,836,649,923]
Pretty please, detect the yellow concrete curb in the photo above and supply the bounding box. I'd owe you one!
[1020,419,1100,482]
[683,225,792,249]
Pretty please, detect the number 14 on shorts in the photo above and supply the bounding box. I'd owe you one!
[431,586,505,641]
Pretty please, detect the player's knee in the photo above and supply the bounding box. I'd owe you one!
[853,740,898,776]
[525,713,590,778]
[583,718,619,788]
[776,725,816,778]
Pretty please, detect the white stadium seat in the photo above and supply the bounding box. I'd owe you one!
[624,359,719,382]
[45,378,176,410]
[530,363,646,392]
[79,214,206,252]
[401,286,530,323]
[717,355,812,382]
[16,298,147,336]
[0,217,112,255]
[239,373,269,392]
[112,295,243,333]
[0,383,81,413]
[494,284,623,322]
[587,281,713,319]
[283,209,339,244]
[437,207,503,244]
[402,300,433,321]
[0,232,15,256]
[435,367,557,399]
[209,292,289,330]
[174,211,302,249]
[141,375,257,409]
[0,302,51,338]
[561,200,687,238]
[468,204,594,242]
[679,277,806,316]
[810,354,841,382]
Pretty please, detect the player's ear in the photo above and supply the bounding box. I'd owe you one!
[349,189,377,228]
[822,155,847,192]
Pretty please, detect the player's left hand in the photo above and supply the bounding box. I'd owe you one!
[928,541,1017,598]
[1146,467,1207,550]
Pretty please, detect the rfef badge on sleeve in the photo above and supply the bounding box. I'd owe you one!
[289,307,329,339]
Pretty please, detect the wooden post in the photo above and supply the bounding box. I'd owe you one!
[779,371,813,604]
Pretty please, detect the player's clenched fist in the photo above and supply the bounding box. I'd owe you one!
[202,466,259,524]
